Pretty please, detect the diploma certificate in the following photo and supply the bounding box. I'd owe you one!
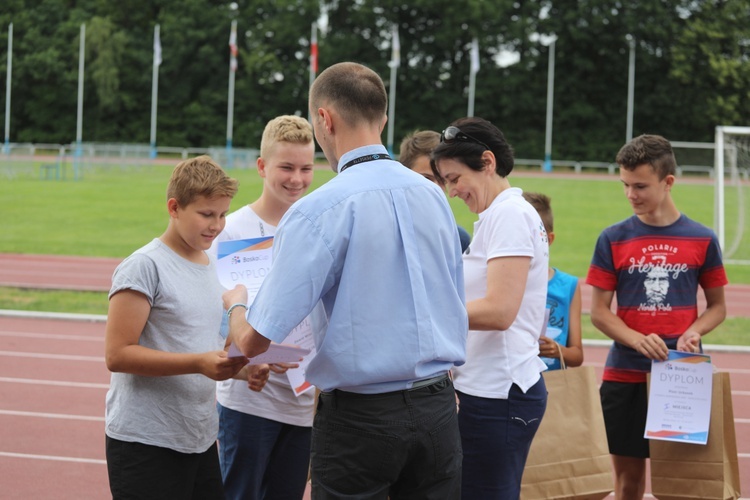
[216,237,274,298]
[645,350,713,445]
[217,237,317,396]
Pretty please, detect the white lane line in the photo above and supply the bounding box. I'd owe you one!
[712,367,750,375]
[0,451,106,465]
[0,377,109,389]
[585,362,750,376]
[0,409,104,422]
[0,350,102,362]
[0,268,110,279]
[0,331,103,342]
[0,310,107,322]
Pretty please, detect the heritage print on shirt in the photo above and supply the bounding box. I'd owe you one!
[628,243,688,316]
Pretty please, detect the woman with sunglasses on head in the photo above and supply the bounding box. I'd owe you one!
[431,117,549,499]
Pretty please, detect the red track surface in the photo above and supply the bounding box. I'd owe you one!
[0,253,749,498]
[2,252,750,317]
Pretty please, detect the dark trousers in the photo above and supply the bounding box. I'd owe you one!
[106,436,225,500]
[217,403,312,500]
[311,375,462,500]
[457,377,547,500]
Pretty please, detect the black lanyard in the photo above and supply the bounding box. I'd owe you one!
[339,153,393,172]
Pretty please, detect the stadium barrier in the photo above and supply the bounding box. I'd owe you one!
[0,143,259,180]
[4,142,748,180]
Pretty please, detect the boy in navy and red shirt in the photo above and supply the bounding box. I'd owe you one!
[586,134,728,500]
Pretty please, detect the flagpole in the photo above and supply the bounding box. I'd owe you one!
[386,25,399,156]
[467,37,479,117]
[149,24,161,160]
[543,37,556,173]
[308,22,317,123]
[626,34,636,142]
[74,23,85,180]
[226,20,237,168]
[3,23,12,155]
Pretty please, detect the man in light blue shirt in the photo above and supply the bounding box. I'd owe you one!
[224,61,467,499]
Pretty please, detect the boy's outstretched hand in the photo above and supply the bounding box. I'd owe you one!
[200,350,248,381]
[246,364,271,392]
[269,362,300,374]
[676,330,701,353]
[223,284,249,311]
[633,333,670,361]
[538,336,560,359]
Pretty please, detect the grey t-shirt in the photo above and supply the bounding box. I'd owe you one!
[105,238,225,453]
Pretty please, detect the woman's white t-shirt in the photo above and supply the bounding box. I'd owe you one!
[452,187,549,399]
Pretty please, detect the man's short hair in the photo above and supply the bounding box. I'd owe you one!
[260,115,314,159]
[309,62,387,127]
[167,155,238,207]
[616,134,676,180]
[522,191,553,234]
[399,130,440,170]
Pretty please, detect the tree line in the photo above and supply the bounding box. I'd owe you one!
[0,0,748,162]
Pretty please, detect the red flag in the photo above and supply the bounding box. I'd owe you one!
[310,22,318,75]
[229,21,238,72]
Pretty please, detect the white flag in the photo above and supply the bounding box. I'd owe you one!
[389,25,400,69]
[153,25,162,67]
[470,37,480,75]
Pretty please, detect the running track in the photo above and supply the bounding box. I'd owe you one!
[2,253,750,317]
[0,253,749,498]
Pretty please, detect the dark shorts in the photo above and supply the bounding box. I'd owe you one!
[106,436,224,500]
[600,381,649,458]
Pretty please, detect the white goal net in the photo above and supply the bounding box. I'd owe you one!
[715,126,750,265]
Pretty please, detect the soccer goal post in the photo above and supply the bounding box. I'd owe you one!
[714,125,750,264]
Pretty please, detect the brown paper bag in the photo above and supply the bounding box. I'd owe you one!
[521,365,613,500]
[650,372,741,500]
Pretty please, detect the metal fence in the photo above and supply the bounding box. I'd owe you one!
[4,141,747,181]
[0,142,259,180]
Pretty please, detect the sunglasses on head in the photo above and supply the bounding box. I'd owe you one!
[440,126,490,151]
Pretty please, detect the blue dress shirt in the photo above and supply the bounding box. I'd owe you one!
[246,145,467,393]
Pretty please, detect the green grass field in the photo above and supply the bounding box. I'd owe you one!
[3,163,746,282]
[1,163,748,345]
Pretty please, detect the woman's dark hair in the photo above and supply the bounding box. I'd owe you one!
[430,117,514,183]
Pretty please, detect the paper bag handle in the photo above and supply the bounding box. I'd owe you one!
[555,341,567,371]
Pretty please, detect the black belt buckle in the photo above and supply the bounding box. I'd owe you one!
[409,373,449,393]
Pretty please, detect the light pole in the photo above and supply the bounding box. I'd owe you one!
[74,23,85,180]
[543,35,557,173]
[467,37,479,117]
[149,24,161,160]
[4,23,11,155]
[626,34,636,142]
[386,24,400,156]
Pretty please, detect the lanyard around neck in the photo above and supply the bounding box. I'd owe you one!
[339,153,393,173]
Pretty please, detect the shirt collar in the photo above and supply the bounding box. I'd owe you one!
[337,145,390,174]
[479,187,523,221]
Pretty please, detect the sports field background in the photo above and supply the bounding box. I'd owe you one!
[1,162,749,345]
[2,163,747,278]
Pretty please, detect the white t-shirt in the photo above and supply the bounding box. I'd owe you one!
[452,187,549,399]
[210,205,315,427]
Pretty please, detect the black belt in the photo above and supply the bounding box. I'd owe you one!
[325,373,451,399]
[409,372,450,390]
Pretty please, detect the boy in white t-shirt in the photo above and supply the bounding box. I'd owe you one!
[209,115,318,499]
